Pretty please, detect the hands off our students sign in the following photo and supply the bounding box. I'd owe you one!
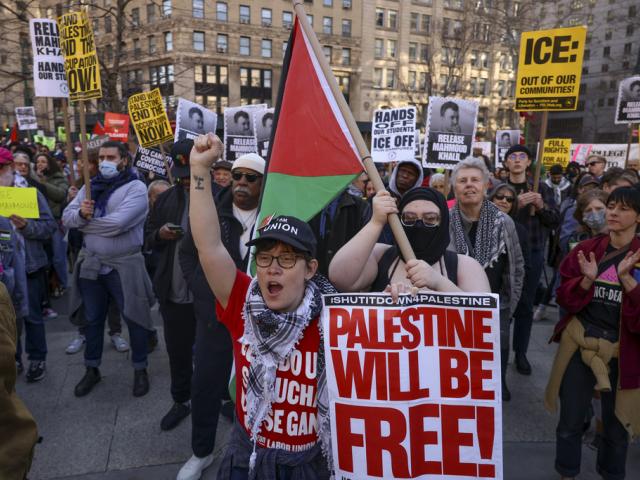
[322,292,503,480]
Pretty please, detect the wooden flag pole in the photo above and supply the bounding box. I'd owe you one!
[444,170,451,198]
[531,110,548,216]
[78,101,91,200]
[291,0,415,261]
[158,143,174,184]
[624,123,633,169]
[61,98,76,184]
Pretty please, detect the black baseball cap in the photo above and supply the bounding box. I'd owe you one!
[170,139,193,178]
[247,215,317,256]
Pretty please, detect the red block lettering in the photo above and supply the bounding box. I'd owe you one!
[329,307,351,347]
[470,351,495,400]
[441,405,476,477]
[473,310,493,350]
[331,350,387,400]
[439,349,470,398]
[408,403,442,475]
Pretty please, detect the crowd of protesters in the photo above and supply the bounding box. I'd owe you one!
[2,132,640,480]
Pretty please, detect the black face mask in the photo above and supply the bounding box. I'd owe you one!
[403,224,441,264]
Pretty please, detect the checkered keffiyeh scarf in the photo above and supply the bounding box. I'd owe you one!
[451,199,506,268]
[241,274,335,474]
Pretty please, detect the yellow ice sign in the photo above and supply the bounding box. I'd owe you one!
[128,89,174,148]
[516,26,586,111]
[0,187,40,219]
[58,11,102,102]
[542,138,572,169]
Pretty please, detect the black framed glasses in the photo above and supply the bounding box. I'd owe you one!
[232,172,262,183]
[493,194,515,203]
[587,161,603,167]
[400,212,440,227]
[255,252,304,269]
[507,152,528,161]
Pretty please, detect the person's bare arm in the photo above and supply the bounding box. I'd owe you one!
[456,255,491,293]
[189,133,237,308]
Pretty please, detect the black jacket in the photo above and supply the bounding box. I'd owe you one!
[308,191,371,276]
[144,185,188,303]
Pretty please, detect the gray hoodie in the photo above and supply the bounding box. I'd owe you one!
[388,159,424,198]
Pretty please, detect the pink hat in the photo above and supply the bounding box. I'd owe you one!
[0,147,14,165]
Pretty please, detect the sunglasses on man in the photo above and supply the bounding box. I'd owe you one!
[232,171,262,183]
[586,161,604,167]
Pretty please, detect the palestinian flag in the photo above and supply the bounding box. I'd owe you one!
[257,15,363,228]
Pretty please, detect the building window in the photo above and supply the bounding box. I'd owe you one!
[147,4,156,23]
[601,63,609,72]
[409,42,417,61]
[375,8,384,27]
[239,36,250,55]
[216,2,227,21]
[217,34,228,53]
[105,16,112,33]
[374,39,383,58]
[410,12,419,32]
[497,80,506,96]
[622,61,630,69]
[421,14,431,34]
[388,10,398,30]
[261,8,272,26]
[323,16,333,34]
[133,38,141,56]
[239,5,250,24]
[283,11,293,28]
[162,0,172,17]
[132,7,140,26]
[150,64,174,86]
[603,46,610,57]
[605,31,612,40]
[282,41,288,57]
[608,97,615,106]
[387,39,396,58]
[323,0,333,6]
[597,98,605,107]
[629,5,636,17]
[93,18,99,33]
[627,24,634,37]
[261,39,272,58]
[164,32,173,51]
[193,31,205,51]
[341,47,351,65]
[584,49,590,61]
[420,44,429,62]
[480,51,489,68]
[336,74,350,103]
[307,14,314,27]
[478,78,487,96]
[373,68,383,88]
[240,68,273,105]
[342,19,351,37]
[323,46,332,63]
[408,71,417,90]
[193,0,204,18]
[469,77,478,95]
[194,65,229,114]
[386,69,396,88]
[623,43,632,54]
[148,36,156,54]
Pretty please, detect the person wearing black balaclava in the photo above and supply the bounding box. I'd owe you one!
[328,187,490,294]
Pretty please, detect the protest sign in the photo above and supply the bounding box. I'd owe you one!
[254,108,275,158]
[34,135,56,150]
[542,138,571,169]
[422,97,478,169]
[371,107,417,163]
[133,146,172,178]
[515,26,586,111]
[472,142,492,158]
[223,105,266,162]
[104,112,130,141]
[175,98,217,142]
[58,11,102,102]
[128,89,173,148]
[29,18,69,98]
[570,143,640,170]
[85,135,110,152]
[15,107,37,131]
[614,76,640,124]
[57,126,66,141]
[323,292,502,480]
[495,130,520,165]
[0,187,40,218]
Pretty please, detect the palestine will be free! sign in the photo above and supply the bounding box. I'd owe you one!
[58,11,102,102]
[322,292,503,480]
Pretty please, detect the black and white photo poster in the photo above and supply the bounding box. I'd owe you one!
[422,97,478,169]
[174,98,217,142]
[223,105,266,162]
[15,107,38,131]
[615,76,640,124]
[371,106,417,163]
[29,18,69,98]
[495,129,520,165]
[254,108,274,158]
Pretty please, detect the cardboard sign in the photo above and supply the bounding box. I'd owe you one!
[58,11,102,102]
[15,107,37,131]
[372,107,417,163]
[254,108,275,158]
[614,76,640,124]
[174,98,217,142]
[422,97,478,169]
[322,292,503,480]
[133,146,172,177]
[104,112,130,141]
[128,89,173,148]
[571,143,640,170]
[495,130,520,165]
[29,18,69,98]
[0,187,40,218]
[223,105,266,162]
[515,26,586,111]
[542,138,571,169]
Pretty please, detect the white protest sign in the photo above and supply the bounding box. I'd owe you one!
[570,143,640,169]
[254,108,275,158]
[15,107,38,131]
[323,292,503,480]
[371,106,417,163]
[29,18,69,98]
[422,97,478,169]
[175,98,218,142]
[223,105,267,162]
[495,130,520,165]
[614,76,640,124]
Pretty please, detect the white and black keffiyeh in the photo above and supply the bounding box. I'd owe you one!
[241,274,335,474]
[451,199,506,268]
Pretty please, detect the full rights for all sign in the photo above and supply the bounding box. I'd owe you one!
[58,11,102,102]
[371,107,417,163]
[542,138,571,169]
[614,76,640,124]
[15,107,37,131]
[29,18,69,98]
[134,146,172,178]
[515,26,586,111]
[128,89,174,148]
[423,97,478,169]
[322,292,503,480]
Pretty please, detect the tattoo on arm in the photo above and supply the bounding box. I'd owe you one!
[193,175,205,190]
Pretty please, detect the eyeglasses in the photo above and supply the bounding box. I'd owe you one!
[587,161,604,167]
[400,212,440,227]
[507,153,528,161]
[255,252,305,269]
[232,171,262,183]
[493,194,515,203]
